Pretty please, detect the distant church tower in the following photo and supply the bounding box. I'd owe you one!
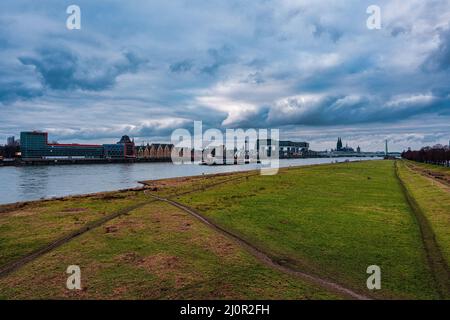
[337,137,343,151]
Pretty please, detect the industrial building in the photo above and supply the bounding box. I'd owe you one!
[256,139,309,159]
[104,135,136,159]
[256,139,310,159]
[279,140,310,158]
[20,131,135,160]
[20,132,104,159]
[136,143,174,159]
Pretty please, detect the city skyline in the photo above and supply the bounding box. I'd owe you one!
[1,1,449,152]
[5,123,450,153]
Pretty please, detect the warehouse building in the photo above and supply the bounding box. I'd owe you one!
[104,135,136,159]
[256,139,310,159]
[20,132,135,160]
[20,132,104,160]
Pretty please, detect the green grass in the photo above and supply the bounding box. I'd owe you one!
[0,171,237,267]
[0,202,338,300]
[397,160,450,266]
[140,171,253,197]
[0,190,151,267]
[177,160,440,299]
[1,160,447,299]
[405,160,450,176]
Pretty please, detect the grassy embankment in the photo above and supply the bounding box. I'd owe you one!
[0,172,337,299]
[175,160,444,299]
[0,172,250,268]
[404,160,450,176]
[396,161,450,268]
[0,190,150,267]
[0,160,448,299]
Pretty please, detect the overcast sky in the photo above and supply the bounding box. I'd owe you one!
[1,0,449,151]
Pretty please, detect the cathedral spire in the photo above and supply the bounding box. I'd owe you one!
[337,137,343,151]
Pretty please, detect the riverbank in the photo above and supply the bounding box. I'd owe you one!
[0,166,339,300]
[0,170,252,213]
[0,157,382,205]
[0,161,332,211]
[0,160,449,299]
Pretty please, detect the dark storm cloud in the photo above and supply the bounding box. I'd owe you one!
[170,60,194,73]
[18,47,147,91]
[312,23,342,43]
[390,25,409,37]
[0,0,449,151]
[422,27,450,72]
[266,94,447,127]
[200,46,236,75]
[0,82,42,103]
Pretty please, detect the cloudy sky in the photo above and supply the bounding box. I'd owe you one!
[0,0,449,151]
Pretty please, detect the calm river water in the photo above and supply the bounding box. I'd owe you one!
[0,157,381,205]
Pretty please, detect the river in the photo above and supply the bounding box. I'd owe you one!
[0,157,382,205]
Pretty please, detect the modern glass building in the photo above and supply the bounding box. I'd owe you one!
[20,132,48,159]
[20,132,104,159]
[103,144,126,158]
[20,132,136,160]
[104,135,136,159]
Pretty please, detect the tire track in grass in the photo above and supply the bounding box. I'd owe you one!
[395,161,450,299]
[0,169,371,299]
[0,173,257,278]
[0,201,153,278]
[404,162,450,189]
[146,193,372,300]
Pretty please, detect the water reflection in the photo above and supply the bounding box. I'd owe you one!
[0,157,381,205]
[18,166,50,199]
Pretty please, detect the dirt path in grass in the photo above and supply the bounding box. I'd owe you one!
[0,168,371,299]
[0,173,257,278]
[395,161,450,299]
[410,168,450,194]
[0,201,154,278]
[146,192,372,300]
[405,162,450,190]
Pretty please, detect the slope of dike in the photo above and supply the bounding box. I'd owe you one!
[0,160,447,299]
